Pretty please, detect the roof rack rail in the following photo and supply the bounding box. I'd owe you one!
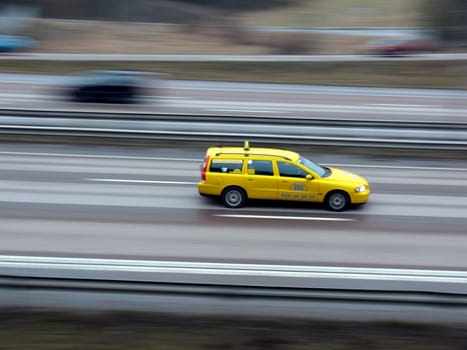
[214,151,291,161]
[213,141,292,160]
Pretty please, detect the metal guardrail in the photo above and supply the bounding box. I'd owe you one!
[2,255,467,292]
[0,109,466,150]
[1,256,467,321]
[2,275,467,306]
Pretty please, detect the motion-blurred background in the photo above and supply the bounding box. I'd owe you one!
[1,2,467,349]
[1,0,466,55]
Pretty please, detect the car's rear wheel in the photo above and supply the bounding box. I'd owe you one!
[222,187,246,208]
[325,191,349,211]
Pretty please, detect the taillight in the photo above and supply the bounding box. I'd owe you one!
[201,155,210,182]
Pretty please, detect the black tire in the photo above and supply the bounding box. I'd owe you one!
[221,187,246,208]
[324,191,349,212]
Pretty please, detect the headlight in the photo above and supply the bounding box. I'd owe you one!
[355,185,366,193]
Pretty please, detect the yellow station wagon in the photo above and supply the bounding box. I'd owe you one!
[198,142,370,211]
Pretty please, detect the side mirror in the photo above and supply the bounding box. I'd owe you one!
[306,174,313,180]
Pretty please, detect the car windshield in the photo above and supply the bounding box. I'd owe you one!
[298,156,330,177]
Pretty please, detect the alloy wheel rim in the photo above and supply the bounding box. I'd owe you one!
[330,193,345,209]
[226,190,241,206]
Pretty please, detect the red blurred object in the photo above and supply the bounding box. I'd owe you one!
[361,38,443,56]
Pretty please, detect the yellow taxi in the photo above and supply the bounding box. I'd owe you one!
[198,142,370,211]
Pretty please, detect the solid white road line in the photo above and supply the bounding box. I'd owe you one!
[208,109,282,113]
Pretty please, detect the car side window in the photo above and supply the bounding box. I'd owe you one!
[277,161,308,178]
[210,159,243,174]
[247,160,274,176]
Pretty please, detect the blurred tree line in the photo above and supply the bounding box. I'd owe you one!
[4,0,467,46]
[1,0,311,54]
[425,0,467,44]
[5,0,297,21]
[175,0,293,11]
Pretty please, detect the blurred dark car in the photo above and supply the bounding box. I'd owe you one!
[66,70,160,103]
[360,38,442,56]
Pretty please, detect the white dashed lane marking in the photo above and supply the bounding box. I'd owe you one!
[214,214,355,222]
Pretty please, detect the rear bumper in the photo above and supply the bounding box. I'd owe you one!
[198,182,221,197]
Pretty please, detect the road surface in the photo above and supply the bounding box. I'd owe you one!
[1,142,466,270]
[0,74,466,124]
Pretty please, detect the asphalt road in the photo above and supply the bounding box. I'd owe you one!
[1,142,466,270]
[1,74,467,123]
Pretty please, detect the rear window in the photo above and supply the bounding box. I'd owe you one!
[247,160,274,176]
[209,159,243,174]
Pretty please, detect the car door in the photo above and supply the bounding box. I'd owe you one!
[276,161,319,202]
[244,159,278,200]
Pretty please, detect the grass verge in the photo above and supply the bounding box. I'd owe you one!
[236,0,426,27]
[2,59,467,89]
[1,310,466,350]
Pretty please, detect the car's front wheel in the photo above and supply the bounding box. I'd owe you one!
[325,191,349,211]
[221,187,246,208]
